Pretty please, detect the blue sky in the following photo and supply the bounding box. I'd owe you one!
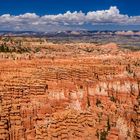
[0,0,140,16]
[0,0,140,31]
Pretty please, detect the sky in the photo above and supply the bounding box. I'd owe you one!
[0,0,140,31]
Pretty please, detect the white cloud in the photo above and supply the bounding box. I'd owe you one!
[86,6,129,24]
[0,6,140,31]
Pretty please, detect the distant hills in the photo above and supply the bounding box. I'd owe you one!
[0,30,140,37]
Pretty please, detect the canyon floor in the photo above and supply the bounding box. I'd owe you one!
[0,36,140,140]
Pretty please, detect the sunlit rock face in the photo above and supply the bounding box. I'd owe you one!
[0,37,139,140]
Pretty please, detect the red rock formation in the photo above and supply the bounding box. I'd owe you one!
[0,38,139,139]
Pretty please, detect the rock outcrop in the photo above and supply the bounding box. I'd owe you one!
[0,38,139,140]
